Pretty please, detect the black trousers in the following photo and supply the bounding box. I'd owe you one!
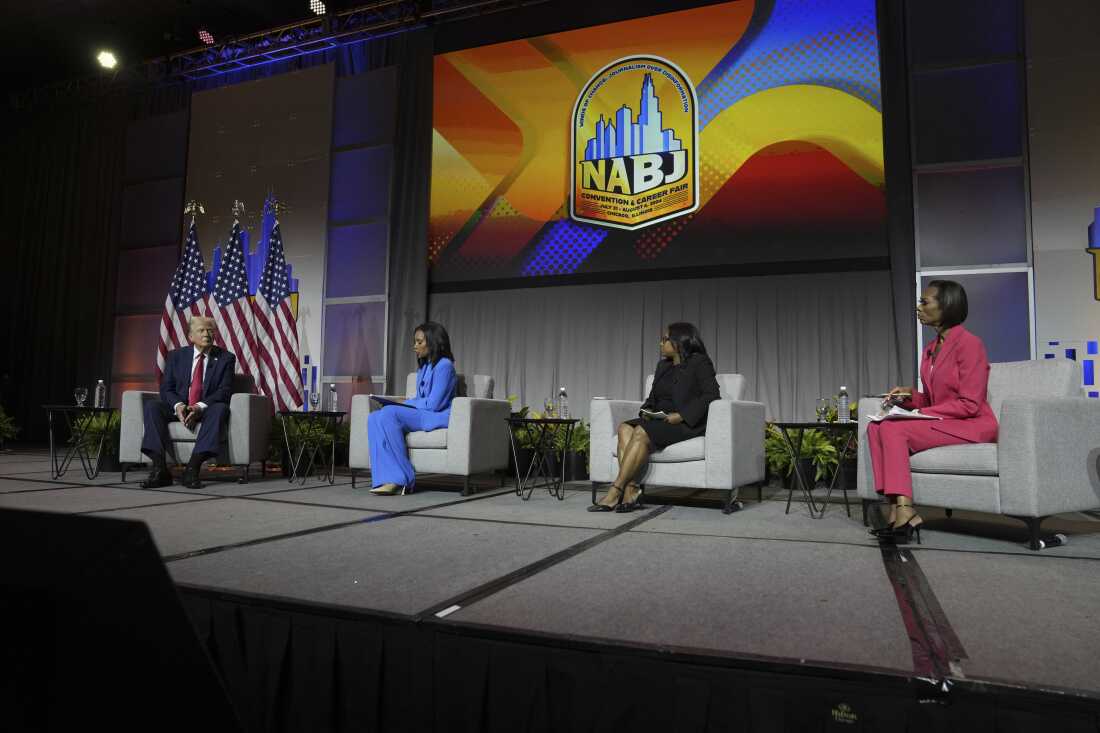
[140,401,229,463]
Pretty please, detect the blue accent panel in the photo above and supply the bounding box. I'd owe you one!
[1044,354,1055,359]
[326,222,389,298]
[697,0,881,128]
[912,63,1022,164]
[333,68,397,148]
[1049,341,1060,346]
[1089,392,1099,399]
[1084,360,1095,386]
[1088,341,1098,355]
[330,146,392,223]
[1065,348,1077,360]
[323,302,386,376]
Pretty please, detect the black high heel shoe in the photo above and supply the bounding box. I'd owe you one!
[876,517,923,545]
[616,484,645,513]
[588,484,624,512]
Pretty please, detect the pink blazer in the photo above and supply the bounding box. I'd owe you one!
[905,325,998,443]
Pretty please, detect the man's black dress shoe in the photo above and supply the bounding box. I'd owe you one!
[140,470,173,489]
[180,466,203,489]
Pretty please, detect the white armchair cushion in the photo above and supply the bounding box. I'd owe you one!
[407,429,447,449]
[909,444,998,476]
[648,437,705,463]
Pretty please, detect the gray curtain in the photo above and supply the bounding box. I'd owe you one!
[385,29,434,393]
[430,272,902,422]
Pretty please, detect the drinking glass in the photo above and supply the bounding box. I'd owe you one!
[74,387,88,407]
[543,398,556,418]
[309,391,321,411]
[815,398,828,422]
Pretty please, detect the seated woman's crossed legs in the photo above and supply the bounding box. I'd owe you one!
[590,423,650,512]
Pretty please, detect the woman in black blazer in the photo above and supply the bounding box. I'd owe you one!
[589,321,721,513]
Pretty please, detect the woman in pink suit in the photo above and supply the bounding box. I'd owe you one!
[869,280,998,543]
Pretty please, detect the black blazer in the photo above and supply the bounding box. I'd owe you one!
[641,353,721,429]
[160,345,236,408]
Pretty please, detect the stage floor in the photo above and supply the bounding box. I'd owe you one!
[4,448,1100,703]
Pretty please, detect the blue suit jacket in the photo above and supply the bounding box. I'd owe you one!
[160,345,236,408]
[403,357,457,431]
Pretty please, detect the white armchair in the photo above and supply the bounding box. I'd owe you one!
[119,374,273,483]
[348,373,512,495]
[857,360,1100,549]
[590,373,766,513]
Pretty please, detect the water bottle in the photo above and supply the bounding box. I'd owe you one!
[94,380,107,408]
[837,386,849,423]
[557,387,569,419]
[329,383,338,412]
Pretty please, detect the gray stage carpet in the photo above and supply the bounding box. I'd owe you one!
[3,449,1099,698]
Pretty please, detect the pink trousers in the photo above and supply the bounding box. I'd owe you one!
[866,420,965,498]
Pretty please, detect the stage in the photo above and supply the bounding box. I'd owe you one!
[3,448,1100,731]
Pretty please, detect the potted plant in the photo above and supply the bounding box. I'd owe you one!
[766,424,837,490]
[81,411,121,472]
[552,420,589,481]
[764,424,790,484]
[0,406,20,451]
[506,396,536,479]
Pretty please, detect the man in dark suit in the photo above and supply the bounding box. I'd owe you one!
[141,316,237,489]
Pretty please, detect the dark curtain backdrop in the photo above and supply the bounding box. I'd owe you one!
[0,101,128,442]
[878,0,918,385]
[0,31,433,440]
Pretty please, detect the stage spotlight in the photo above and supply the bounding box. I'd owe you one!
[310,0,327,15]
[96,50,118,69]
[198,28,215,45]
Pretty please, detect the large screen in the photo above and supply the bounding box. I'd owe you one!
[429,0,885,283]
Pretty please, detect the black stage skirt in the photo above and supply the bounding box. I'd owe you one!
[623,416,706,450]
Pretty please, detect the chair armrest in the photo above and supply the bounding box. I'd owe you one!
[590,399,642,482]
[227,393,273,465]
[445,397,513,475]
[119,391,161,464]
[856,398,881,500]
[704,400,766,490]
[998,398,1100,516]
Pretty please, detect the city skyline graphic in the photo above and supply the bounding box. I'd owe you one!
[583,73,683,161]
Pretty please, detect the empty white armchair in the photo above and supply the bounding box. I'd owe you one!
[857,360,1100,549]
[348,373,512,495]
[119,374,273,483]
[590,373,766,513]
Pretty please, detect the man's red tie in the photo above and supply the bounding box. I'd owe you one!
[188,353,205,406]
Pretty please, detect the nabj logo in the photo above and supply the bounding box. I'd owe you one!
[831,702,858,725]
[570,56,698,230]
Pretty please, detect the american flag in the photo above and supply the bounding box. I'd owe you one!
[156,218,210,380]
[210,219,260,383]
[253,220,303,411]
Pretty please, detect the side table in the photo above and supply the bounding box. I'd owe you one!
[43,405,119,480]
[771,421,857,518]
[506,417,578,500]
[277,410,346,485]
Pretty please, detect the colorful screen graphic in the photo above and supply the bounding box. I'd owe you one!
[430,0,885,282]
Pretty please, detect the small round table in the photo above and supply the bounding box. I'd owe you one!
[277,410,346,485]
[506,417,579,501]
[770,421,857,518]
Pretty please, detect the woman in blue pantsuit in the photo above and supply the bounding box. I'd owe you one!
[368,322,458,495]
